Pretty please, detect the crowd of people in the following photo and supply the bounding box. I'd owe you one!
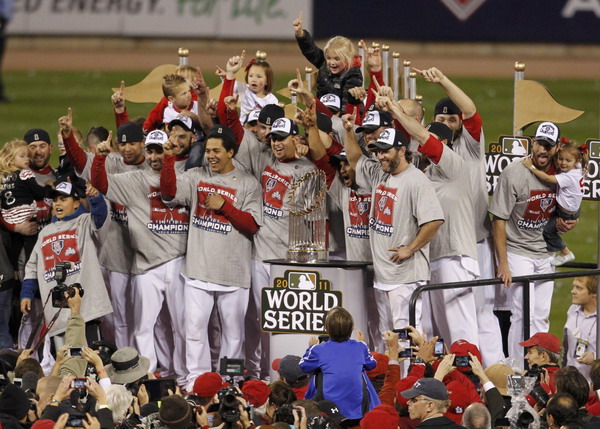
[0,11,598,429]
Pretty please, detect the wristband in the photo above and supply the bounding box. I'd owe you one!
[530,165,536,170]
[97,367,106,375]
[98,404,110,410]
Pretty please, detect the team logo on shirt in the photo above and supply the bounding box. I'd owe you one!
[193,181,238,235]
[347,192,371,239]
[369,185,397,236]
[41,229,81,282]
[110,202,128,225]
[261,166,291,219]
[147,186,189,234]
[517,189,556,231]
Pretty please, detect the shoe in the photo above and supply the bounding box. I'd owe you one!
[551,251,575,266]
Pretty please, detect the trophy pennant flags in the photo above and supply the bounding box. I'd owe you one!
[112,64,179,104]
[514,80,584,132]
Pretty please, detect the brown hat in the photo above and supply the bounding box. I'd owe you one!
[484,363,515,396]
[159,395,191,428]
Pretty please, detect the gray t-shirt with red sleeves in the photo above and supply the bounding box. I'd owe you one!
[328,174,373,262]
[424,143,478,261]
[453,122,490,242]
[106,169,188,274]
[489,161,556,258]
[169,166,262,288]
[356,157,444,285]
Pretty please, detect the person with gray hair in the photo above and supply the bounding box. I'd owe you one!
[101,384,133,423]
[462,403,491,429]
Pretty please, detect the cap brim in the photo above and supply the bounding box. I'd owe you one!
[356,125,378,134]
[168,120,192,132]
[267,131,290,139]
[105,355,150,384]
[368,142,393,151]
[145,142,165,148]
[534,137,557,146]
[400,387,423,399]
[518,339,537,348]
[330,154,348,163]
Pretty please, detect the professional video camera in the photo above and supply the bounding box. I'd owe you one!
[51,262,84,307]
[503,375,541,429]
[524,364,550,408]
[218,386,243,424]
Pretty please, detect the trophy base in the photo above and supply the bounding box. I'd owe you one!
[286,249,329,263]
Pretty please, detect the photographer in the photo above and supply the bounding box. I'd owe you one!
[20,181,113,361]
[520,333,561,392]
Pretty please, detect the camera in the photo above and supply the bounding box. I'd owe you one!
[454,355,470,367]
[525,365,550,407]
[219,357,244,377]
[434,339,445,356]
[392,328,410,340]
[274,404,295,425]
[68,347,83,357]
[51,262,84,307]
[71,378,87,390]
[218,386,243,423]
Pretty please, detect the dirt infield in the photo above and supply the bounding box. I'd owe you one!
[6,37,600,79]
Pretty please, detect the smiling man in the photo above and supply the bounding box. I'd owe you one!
[160,124,261,391]
[490,121,577,363]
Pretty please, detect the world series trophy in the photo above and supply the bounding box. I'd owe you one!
[287,170,329,263]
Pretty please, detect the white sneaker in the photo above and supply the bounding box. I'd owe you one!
[551,252,575,266]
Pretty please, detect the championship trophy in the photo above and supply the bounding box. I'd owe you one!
[287,170,329,263]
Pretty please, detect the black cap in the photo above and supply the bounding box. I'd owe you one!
[426,122,454,144]
[117,122,144,144]
[356,109,393,133]
[317,113,333,134]
[24,128,51,145]
[367,128,408,151]
[434,97,461,116]
[168,115,194,133]
[207,125,236,147]
[258,104,285,126]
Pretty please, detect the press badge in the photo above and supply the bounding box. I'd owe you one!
[575,339,589,359]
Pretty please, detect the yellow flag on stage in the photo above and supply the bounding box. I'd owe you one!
[514,80,584,133]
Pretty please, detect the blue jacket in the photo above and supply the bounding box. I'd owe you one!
[300,339,381,419]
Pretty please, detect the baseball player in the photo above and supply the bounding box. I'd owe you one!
[385,95,479,346]
[91,129,189,386]
[344,110,444,344]
[60,111,148,350]
[415,66,504,365]
[160,124,262,390]
[489,122,576,363]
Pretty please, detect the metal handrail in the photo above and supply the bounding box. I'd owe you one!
[408,267,600,345]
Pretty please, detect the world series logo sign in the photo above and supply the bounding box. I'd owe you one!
[261,270,342,334]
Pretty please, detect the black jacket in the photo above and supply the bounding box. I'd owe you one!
[417,416,468,429]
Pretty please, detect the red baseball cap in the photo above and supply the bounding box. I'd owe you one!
[519,332,561,354]
[395,376,419,407]
[360,404,400,429]
[367,352,389,379]
[242,379,270,408]
[192,372,228,397]
[445,381,474,424]
[450,339,482,362]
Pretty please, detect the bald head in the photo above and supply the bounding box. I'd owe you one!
[462,403,491,429]
[399,99,424,122]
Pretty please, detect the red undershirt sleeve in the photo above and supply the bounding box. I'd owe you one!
[63,131,89,175]
[314,155,336,188]
[220,201,259,235]
[160,155,177,199]
[91,155,109,194]
[418,135,444,164]
[463,112,483,142]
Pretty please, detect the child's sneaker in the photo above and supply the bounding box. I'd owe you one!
[551,251,575,266]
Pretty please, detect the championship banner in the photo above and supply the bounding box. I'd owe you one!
[486,136,600,201]
[261,269,341,334]
[8,0,312,39]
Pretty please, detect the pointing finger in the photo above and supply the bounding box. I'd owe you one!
[240,50,246,60]
[412,67,423,75]
[67,107,72,119]
[373,75,381,90]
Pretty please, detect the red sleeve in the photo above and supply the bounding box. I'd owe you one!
[315,98,333,117]
[218,78,236,127]
[0,216,16,232]
[418,135,444,164]
[91,155,108,194]
[226,108,244,146]
[220,200,259,235]
[463,112,483,142]
[407,363,426,378]
[114,109,130,129]
[63,132,88,175]
[143,98,169,133]
[392,120,411,144]
[160,155,177,199]
[326,139,344,156]
[365,69,384,111]
[379,363,401,407]
[313,155,336,188]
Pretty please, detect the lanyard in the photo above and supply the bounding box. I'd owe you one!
[575,310,597,341]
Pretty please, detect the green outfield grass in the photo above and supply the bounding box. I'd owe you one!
[1,70,599,340]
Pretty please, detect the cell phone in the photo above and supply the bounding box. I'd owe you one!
[434,339,445,356]
[67,417,85,427]
[71,378,87,389]
[68,347,83,357]
[13,378,22,387]
[392,328,410,340]
[454,355,470,367]
[142,379,176,402]
[399,347,413,358]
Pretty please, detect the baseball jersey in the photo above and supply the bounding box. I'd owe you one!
[23,196,113,336]
[169,166,262,288]
[328,173,373,262]
[453,114,490,242]
[422,137,478,261]
[106,170,189,275]
[1,169,50,224]
[356,157,444,285]
[489,161,556,259]
[235,130,317,261]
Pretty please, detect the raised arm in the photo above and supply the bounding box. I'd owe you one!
[111,80,130,128]
[342,107,362,170]
[414,67,476,119]
[58,107,90,175]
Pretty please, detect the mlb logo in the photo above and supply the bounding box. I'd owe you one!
[588,141,600,160]
[502,137,529,156]
[288,271,317,290]
[51,240,64,256]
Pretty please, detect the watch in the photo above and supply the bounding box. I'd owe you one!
[413,357,425,364]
